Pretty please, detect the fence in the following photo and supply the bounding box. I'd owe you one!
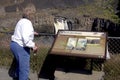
[104,37,120,80]
[108,37,120,54]
[0,33,120,80]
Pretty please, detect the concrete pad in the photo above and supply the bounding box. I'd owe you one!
[0,68,38,80]
[54,69,104,80]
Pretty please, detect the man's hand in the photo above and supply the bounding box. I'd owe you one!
[32,45,38,53]
[34,32,39,35]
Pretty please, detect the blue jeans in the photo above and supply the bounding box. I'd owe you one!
[10,41,30,80]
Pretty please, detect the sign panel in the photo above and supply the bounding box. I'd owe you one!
[50,30,107,59]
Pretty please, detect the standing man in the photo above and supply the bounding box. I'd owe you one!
[10,3,38,80]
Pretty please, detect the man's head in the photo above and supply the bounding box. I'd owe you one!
[23,3,36,20]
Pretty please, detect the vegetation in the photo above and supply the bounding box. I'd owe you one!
[0,45,50,74]
[0,48,12,67]
[0,35,50,73]
[75,0,120,23]
[30,47,50,73]
[104,54,120,80]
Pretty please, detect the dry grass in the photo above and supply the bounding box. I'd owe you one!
[104,54,120,80]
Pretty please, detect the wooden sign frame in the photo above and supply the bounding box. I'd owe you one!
[50,30,107,59]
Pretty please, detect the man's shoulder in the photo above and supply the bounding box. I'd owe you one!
[19,18,31,23]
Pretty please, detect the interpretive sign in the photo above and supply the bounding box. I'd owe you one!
[50,30,107,59]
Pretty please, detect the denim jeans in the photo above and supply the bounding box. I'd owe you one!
[10,41,30,80]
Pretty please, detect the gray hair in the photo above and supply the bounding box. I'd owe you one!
[22,3,36,19]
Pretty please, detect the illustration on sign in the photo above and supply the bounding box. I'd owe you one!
[66,38,77,50]
[76,38,87,51]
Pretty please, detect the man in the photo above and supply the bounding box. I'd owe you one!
[10,3,38,80]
